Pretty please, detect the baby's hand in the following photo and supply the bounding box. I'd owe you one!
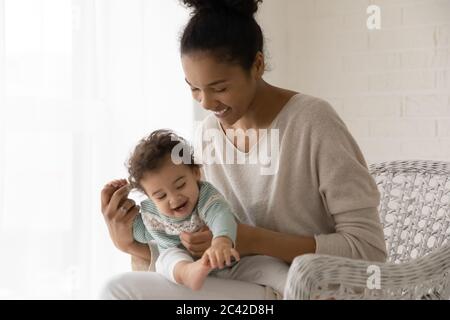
[202,236,240,269]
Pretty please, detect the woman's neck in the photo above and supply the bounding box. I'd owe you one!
[232,81,297,131]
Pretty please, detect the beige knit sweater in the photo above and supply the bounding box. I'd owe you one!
[194,93,387,262]
[139,93,387,271]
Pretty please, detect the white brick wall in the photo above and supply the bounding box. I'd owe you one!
[194,1,450,163]
[269,0,450,163]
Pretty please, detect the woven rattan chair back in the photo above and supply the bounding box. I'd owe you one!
[369,160,450,264]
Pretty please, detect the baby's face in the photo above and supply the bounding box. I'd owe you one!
[140,156,201,219]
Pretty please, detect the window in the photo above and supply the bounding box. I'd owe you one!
[0,0,191,299]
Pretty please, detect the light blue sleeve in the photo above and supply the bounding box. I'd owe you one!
[132,214,154,244]
[198,182,238,245]
[203,200,238,245]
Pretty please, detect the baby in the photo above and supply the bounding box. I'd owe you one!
[122,129,240,291]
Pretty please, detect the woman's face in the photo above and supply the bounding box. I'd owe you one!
[181,51,262,127]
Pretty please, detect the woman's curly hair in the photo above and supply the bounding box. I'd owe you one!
[126,129,199,194]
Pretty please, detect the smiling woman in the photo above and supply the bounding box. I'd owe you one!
[182,52,266,126]
[100,0,386,300]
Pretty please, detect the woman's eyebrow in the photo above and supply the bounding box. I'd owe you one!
[185,78,227,87]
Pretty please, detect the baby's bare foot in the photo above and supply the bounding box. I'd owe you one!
[180,258,212,291]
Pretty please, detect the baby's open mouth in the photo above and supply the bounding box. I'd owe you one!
[173,201,188,212]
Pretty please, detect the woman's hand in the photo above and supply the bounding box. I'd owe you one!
[100,179,139,253]
[180,226,213,258]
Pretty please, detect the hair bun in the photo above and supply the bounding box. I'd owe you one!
[181,0,262,17]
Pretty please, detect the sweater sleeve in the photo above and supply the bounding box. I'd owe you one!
[310,102,387,262]
[202,198,238,246]
[197,182,238,245]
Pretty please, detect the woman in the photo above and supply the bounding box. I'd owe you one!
[99,0,387,299]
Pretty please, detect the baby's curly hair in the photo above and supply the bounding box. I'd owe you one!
[126,129,200,194]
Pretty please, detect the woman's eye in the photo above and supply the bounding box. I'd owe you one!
[177,183,186,189]
[214,88,226,93]
[190,88,199,92]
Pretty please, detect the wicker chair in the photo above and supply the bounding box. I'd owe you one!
[284,160,450,300]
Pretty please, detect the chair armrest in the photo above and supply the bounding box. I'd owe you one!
[284,245,450,300]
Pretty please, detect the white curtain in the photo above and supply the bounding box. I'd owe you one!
[0,0,191,299]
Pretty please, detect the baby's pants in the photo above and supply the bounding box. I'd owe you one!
[155,247,194,283]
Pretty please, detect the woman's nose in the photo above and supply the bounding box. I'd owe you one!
[199,92,218,110]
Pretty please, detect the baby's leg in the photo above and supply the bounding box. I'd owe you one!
[213,255,290,297]
[156,247,211,291]
[173,255,212,291]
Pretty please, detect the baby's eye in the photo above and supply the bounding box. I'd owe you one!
[157,194,166,200]
[214,88,226,93]
[176,183,186,189]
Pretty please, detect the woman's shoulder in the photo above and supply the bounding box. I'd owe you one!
[278,93,342,128]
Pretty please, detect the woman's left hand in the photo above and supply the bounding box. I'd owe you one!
[180,225,213,258]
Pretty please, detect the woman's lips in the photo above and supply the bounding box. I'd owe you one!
[213,107,230,118]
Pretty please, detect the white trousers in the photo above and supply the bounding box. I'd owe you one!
[99,255,290,300]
